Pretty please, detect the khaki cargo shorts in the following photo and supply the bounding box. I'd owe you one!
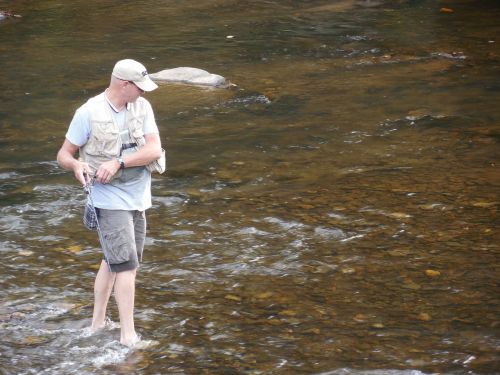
[97,209,146,272]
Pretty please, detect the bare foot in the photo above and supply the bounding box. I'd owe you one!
[120,333,140,347]
[90,323,106,332]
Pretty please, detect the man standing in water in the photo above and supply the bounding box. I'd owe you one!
[57,59,163,346]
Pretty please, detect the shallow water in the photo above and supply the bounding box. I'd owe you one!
[0,1,499,374]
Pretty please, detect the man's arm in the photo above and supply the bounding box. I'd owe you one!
[57,139,91,186]
[123,133,162,168]
[93,133,162,184]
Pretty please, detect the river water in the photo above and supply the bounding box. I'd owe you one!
[0,1,499,374]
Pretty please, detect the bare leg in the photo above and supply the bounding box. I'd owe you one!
[114,268,138,346]
[90,260,116,331]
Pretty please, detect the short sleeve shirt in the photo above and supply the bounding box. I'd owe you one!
[66,92,159,211]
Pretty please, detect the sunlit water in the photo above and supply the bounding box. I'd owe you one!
[0,1,499,374]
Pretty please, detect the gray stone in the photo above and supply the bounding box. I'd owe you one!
[149,67,233,88]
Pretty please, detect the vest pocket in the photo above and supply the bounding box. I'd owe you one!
[130,124,146,147]
[87,120,120,157]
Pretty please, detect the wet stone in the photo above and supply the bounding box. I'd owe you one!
[417,312,432,321]
[425,269,441,277]
[388,248,411,257]
[402,279,421,290]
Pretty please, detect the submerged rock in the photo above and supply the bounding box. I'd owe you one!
[0,10,22,20]
[149,67,233,88]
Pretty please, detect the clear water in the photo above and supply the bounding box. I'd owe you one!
[0,1,499,374]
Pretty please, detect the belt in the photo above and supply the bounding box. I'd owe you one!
[121,142,137,151]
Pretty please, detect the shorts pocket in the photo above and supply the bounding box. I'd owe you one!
[102,229,131,265]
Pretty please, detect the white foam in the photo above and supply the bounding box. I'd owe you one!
[91,341,130,367]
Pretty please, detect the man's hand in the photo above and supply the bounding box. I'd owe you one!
[95,158,121,184]
[74,160,92,186]
[57,139,91,186]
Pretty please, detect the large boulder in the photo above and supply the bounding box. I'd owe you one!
[149,67,233,88]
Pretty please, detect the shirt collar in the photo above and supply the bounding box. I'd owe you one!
[104,90,130,113]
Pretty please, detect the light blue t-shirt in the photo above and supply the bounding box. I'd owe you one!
[66,92,159,211]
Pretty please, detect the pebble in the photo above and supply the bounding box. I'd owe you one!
[388,248,411,257]
[19,250,34,256]
[402,280,421,290]
[67,245,82,253]
[341,267,356,274]
[425,269,441,277]
[388,212,411,219]
[255,291,273,299]
[353,313,368,322]
[472,201,497,208]
[417,312,432,321]
[224,294,242,302]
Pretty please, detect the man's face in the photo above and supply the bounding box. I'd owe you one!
[125,80,145,102]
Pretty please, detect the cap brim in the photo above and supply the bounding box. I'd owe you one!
[135,76,158,92]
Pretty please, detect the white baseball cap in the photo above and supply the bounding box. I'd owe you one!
[112,59,158,92]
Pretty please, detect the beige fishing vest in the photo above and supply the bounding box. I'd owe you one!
[79,93,147,176]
